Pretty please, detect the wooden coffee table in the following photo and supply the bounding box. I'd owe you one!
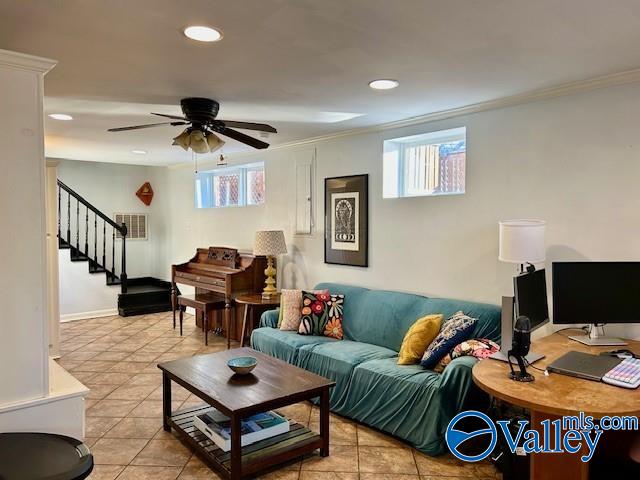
[158,347,335,480]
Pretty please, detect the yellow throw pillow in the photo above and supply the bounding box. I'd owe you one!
[397,314,443,365]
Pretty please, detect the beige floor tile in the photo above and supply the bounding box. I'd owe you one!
[258,470,300,480]
[92,351,132,361]
[104,417,162,438]
[87,399,141,417]
[90,372,135,385]
[147,384,191,401]
[357,425,409,449]
[109,361,152,374]
[86,464,126,480]
[128,400,183,418]
[116,465,183,480]
[301,445,359,472]
[177,466,223,479]
[277,402,312,424]
[91,438,149,465]
[105,384,157,401]
[360,475,418,480]
[299,473,358,480]
[309,421,357,445]
[131,438,192,466]
[84,384,119,401]
[413,452,476,477]
[85,416,122,437]
[74,360,119,372]
[309,407,352,424]
[126,351,162,363]
[358,446,417,474]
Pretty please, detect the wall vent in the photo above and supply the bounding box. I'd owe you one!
[114,213,148,240]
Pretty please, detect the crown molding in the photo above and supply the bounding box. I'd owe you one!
[168,66,640,169]
[0,49,56,74]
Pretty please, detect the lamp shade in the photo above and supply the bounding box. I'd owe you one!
[498,219,546,264]
[254,230,287,256]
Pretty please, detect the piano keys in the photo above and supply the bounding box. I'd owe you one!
[171,247,267,341]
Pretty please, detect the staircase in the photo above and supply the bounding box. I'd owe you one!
[57,179,174,316]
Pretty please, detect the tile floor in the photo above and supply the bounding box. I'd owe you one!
[57,311,500,480]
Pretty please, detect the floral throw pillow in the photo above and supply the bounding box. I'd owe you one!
[434,338,500,373]
[279,289,329,331]
[420,311,477,369]
[298,291,345,339]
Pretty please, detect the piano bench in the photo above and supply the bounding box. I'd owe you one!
[177,293,226,346]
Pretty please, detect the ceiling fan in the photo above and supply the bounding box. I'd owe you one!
[108,97,277,151]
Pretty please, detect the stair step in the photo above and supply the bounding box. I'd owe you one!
[58,238,71,249]
[106,276,121,286]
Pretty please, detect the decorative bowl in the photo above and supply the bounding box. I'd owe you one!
[227,356,258,375]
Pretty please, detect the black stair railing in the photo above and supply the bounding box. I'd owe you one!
[57,179,128,293]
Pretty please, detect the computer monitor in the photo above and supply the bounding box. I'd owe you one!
[514,268,549,332]
[552,262,633,346]
[490,268,548,364]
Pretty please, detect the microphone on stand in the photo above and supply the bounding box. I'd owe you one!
[508,316,535,382]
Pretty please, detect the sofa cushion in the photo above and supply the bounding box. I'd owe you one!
[250,327,336,364]
[297,340,397,410]
[340,358,451,454]
[421,311,477,369]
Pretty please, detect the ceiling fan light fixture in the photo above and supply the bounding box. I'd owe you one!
[172,129,191,151]
[49,113,73,121]
[189,130,210,154]
[183,26,223,42]
[368,79,399,90]
[206,132,225,152]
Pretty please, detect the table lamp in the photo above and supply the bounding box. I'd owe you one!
[254,230,287,298]
[499,219,546,273]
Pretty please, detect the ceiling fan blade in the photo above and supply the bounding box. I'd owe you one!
[151,112,188,121]
[217,120,277,133]
[107,121,187,132]
[221,127,270,149]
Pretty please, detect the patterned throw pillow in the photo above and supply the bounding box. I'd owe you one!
[278,289,329,331]
[434,338,500,373]
[298,291,345,339]
[420,311,477,369]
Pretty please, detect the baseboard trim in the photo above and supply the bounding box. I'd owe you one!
[60,308,118,322]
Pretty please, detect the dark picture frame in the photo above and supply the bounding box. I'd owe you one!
[324,174,368,267]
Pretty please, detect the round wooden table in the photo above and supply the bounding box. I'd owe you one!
[235,293,281,347]
[473,330,640,480]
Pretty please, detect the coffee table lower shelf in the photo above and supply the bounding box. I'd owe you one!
[169,405,323,479]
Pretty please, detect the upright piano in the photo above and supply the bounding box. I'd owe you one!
[171,247,267,341]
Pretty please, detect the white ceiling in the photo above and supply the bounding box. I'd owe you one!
[2,0,640,165]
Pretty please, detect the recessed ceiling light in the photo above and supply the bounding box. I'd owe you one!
[49,113,73,121]
[131,149,147,155]
[183,25,223,42]
[368,79,399,90]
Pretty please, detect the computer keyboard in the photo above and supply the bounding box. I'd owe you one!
[602,357,640,389]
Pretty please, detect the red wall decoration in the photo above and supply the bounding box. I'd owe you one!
[136,182,154,206]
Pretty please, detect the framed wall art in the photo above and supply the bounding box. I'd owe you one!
[324,174,368,267]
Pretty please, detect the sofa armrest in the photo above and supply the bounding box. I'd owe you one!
[259,308,280,328]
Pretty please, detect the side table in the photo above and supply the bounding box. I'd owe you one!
[235,293,281,347]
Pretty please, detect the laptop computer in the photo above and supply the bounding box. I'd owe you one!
[547,351,622,381]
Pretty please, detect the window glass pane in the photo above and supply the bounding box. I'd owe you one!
[213,172,240,207]
[247,168,265,205]
[383,127,466,198]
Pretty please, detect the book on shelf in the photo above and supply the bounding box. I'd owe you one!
[193,408,290,452]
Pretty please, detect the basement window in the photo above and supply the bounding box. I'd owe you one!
[383,127,466,198]
[195,162,265,208]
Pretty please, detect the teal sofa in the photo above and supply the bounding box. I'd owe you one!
[250,283,501,455]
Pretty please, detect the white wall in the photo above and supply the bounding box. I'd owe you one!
[56,159,167,316]
[0,50,55,406]
[163,82,640,340]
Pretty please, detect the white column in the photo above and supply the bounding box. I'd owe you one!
[0,49,56,406]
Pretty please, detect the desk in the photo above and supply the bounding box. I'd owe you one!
[235,293,281,347]
[473,330,640,480]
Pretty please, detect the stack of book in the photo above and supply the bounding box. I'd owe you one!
[193,408,290,452]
